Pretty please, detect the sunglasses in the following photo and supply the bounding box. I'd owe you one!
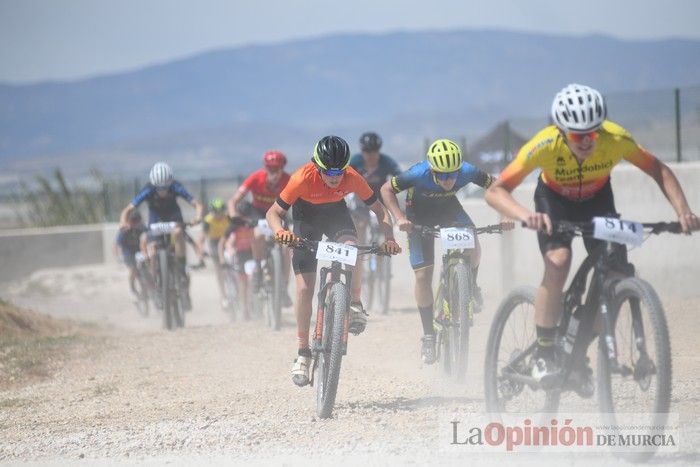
[435,171,459,181]
[320,167,346,177]
[566,130,599,144]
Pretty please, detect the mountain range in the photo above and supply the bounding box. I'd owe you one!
[2,29,699,178]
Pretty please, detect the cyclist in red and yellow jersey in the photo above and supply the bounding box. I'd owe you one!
[266,135,401,387]
[486,84,699,387]
[228,151,292,304]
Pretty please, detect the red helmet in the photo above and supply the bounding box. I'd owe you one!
[263,150,287,169]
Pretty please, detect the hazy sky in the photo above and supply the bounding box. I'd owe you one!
[2,0,700,84]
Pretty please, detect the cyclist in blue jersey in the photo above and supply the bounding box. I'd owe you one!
[381,139,494,364]
[348,132,402,295]
[114,210,148,298]
[119,162,204,310]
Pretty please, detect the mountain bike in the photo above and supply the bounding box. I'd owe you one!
[415,222,512,382]
[361,214,393,315]
[133,251,155,316]
[484,219,681,462]
[253,219,285,330]
[149,221,192,330]
[293,238,391,419]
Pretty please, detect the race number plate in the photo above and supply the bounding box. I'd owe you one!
[149,222,178,235]
[440,227,475,250]
[315,241,358,266]
[257,219,273,237]
[244,259,257,276]
[593,217,643,246]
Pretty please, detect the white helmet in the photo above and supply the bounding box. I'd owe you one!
[551,84,606,132]
[149,162,174,188]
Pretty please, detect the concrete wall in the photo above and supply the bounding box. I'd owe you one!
[0,224,106,283]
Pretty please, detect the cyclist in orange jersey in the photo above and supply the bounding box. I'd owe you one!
[266,135,401,387]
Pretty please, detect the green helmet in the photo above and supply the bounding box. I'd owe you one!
[210,198,225,212]
[426,138,462,173]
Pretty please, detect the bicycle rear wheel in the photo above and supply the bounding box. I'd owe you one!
[484,286,560,414]
[597,277,672,463]
[316,282,349,419]
[134,271,150,317]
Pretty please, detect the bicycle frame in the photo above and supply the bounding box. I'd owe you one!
[502,221,678,390]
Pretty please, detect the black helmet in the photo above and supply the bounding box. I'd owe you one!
[312,135,351,171]
[359,132,382,151]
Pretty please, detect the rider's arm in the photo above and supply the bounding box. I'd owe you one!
[380,181,405,226]
[227,190,247,218]
[380,166,420,232]
[118,204,135,229]
[190,199,204,224]
[626,148,699,232]
[368,200,395,241]
[266,201,289,235]
[485,140,552,234]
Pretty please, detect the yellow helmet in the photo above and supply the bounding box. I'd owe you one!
[426,138,462,173]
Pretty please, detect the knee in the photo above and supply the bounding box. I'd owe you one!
[296,282,314,300]
[542,249,571,282]
[414,269,431,286]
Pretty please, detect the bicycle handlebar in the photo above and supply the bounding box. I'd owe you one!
[292,238,392,256]
[519,220,682,236]
[412,221,515,238]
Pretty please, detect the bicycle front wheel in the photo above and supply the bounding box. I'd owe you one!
[484,286,560,414]
[316,282,349,419]
[451,262,472,382]
[158,250,175,330]
[597,277,672,463]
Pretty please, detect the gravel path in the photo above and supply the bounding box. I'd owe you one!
[1,263,699,465]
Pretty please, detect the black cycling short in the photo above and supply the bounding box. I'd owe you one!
[407,199,473,270]
[534,178,624,258]
[291,199,357,274]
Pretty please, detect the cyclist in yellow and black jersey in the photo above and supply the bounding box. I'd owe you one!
[197,198,231,309]
[486,84,699,387]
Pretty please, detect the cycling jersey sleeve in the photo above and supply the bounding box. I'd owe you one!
[239,172,257,194]
[612,129,657,173]
[390,162,422,193]
[131,185,155,207]
[346,169,376,204]
[499,132,554,190]
[462,163,495,188]
[171,181,194,203]
[277,170,305,210]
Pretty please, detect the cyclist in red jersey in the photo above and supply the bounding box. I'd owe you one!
[267,136,401,387]
[228,151,292,305]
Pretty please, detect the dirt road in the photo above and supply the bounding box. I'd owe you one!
[1,261,699,465]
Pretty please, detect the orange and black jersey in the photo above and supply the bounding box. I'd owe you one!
[276,162,377,210]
